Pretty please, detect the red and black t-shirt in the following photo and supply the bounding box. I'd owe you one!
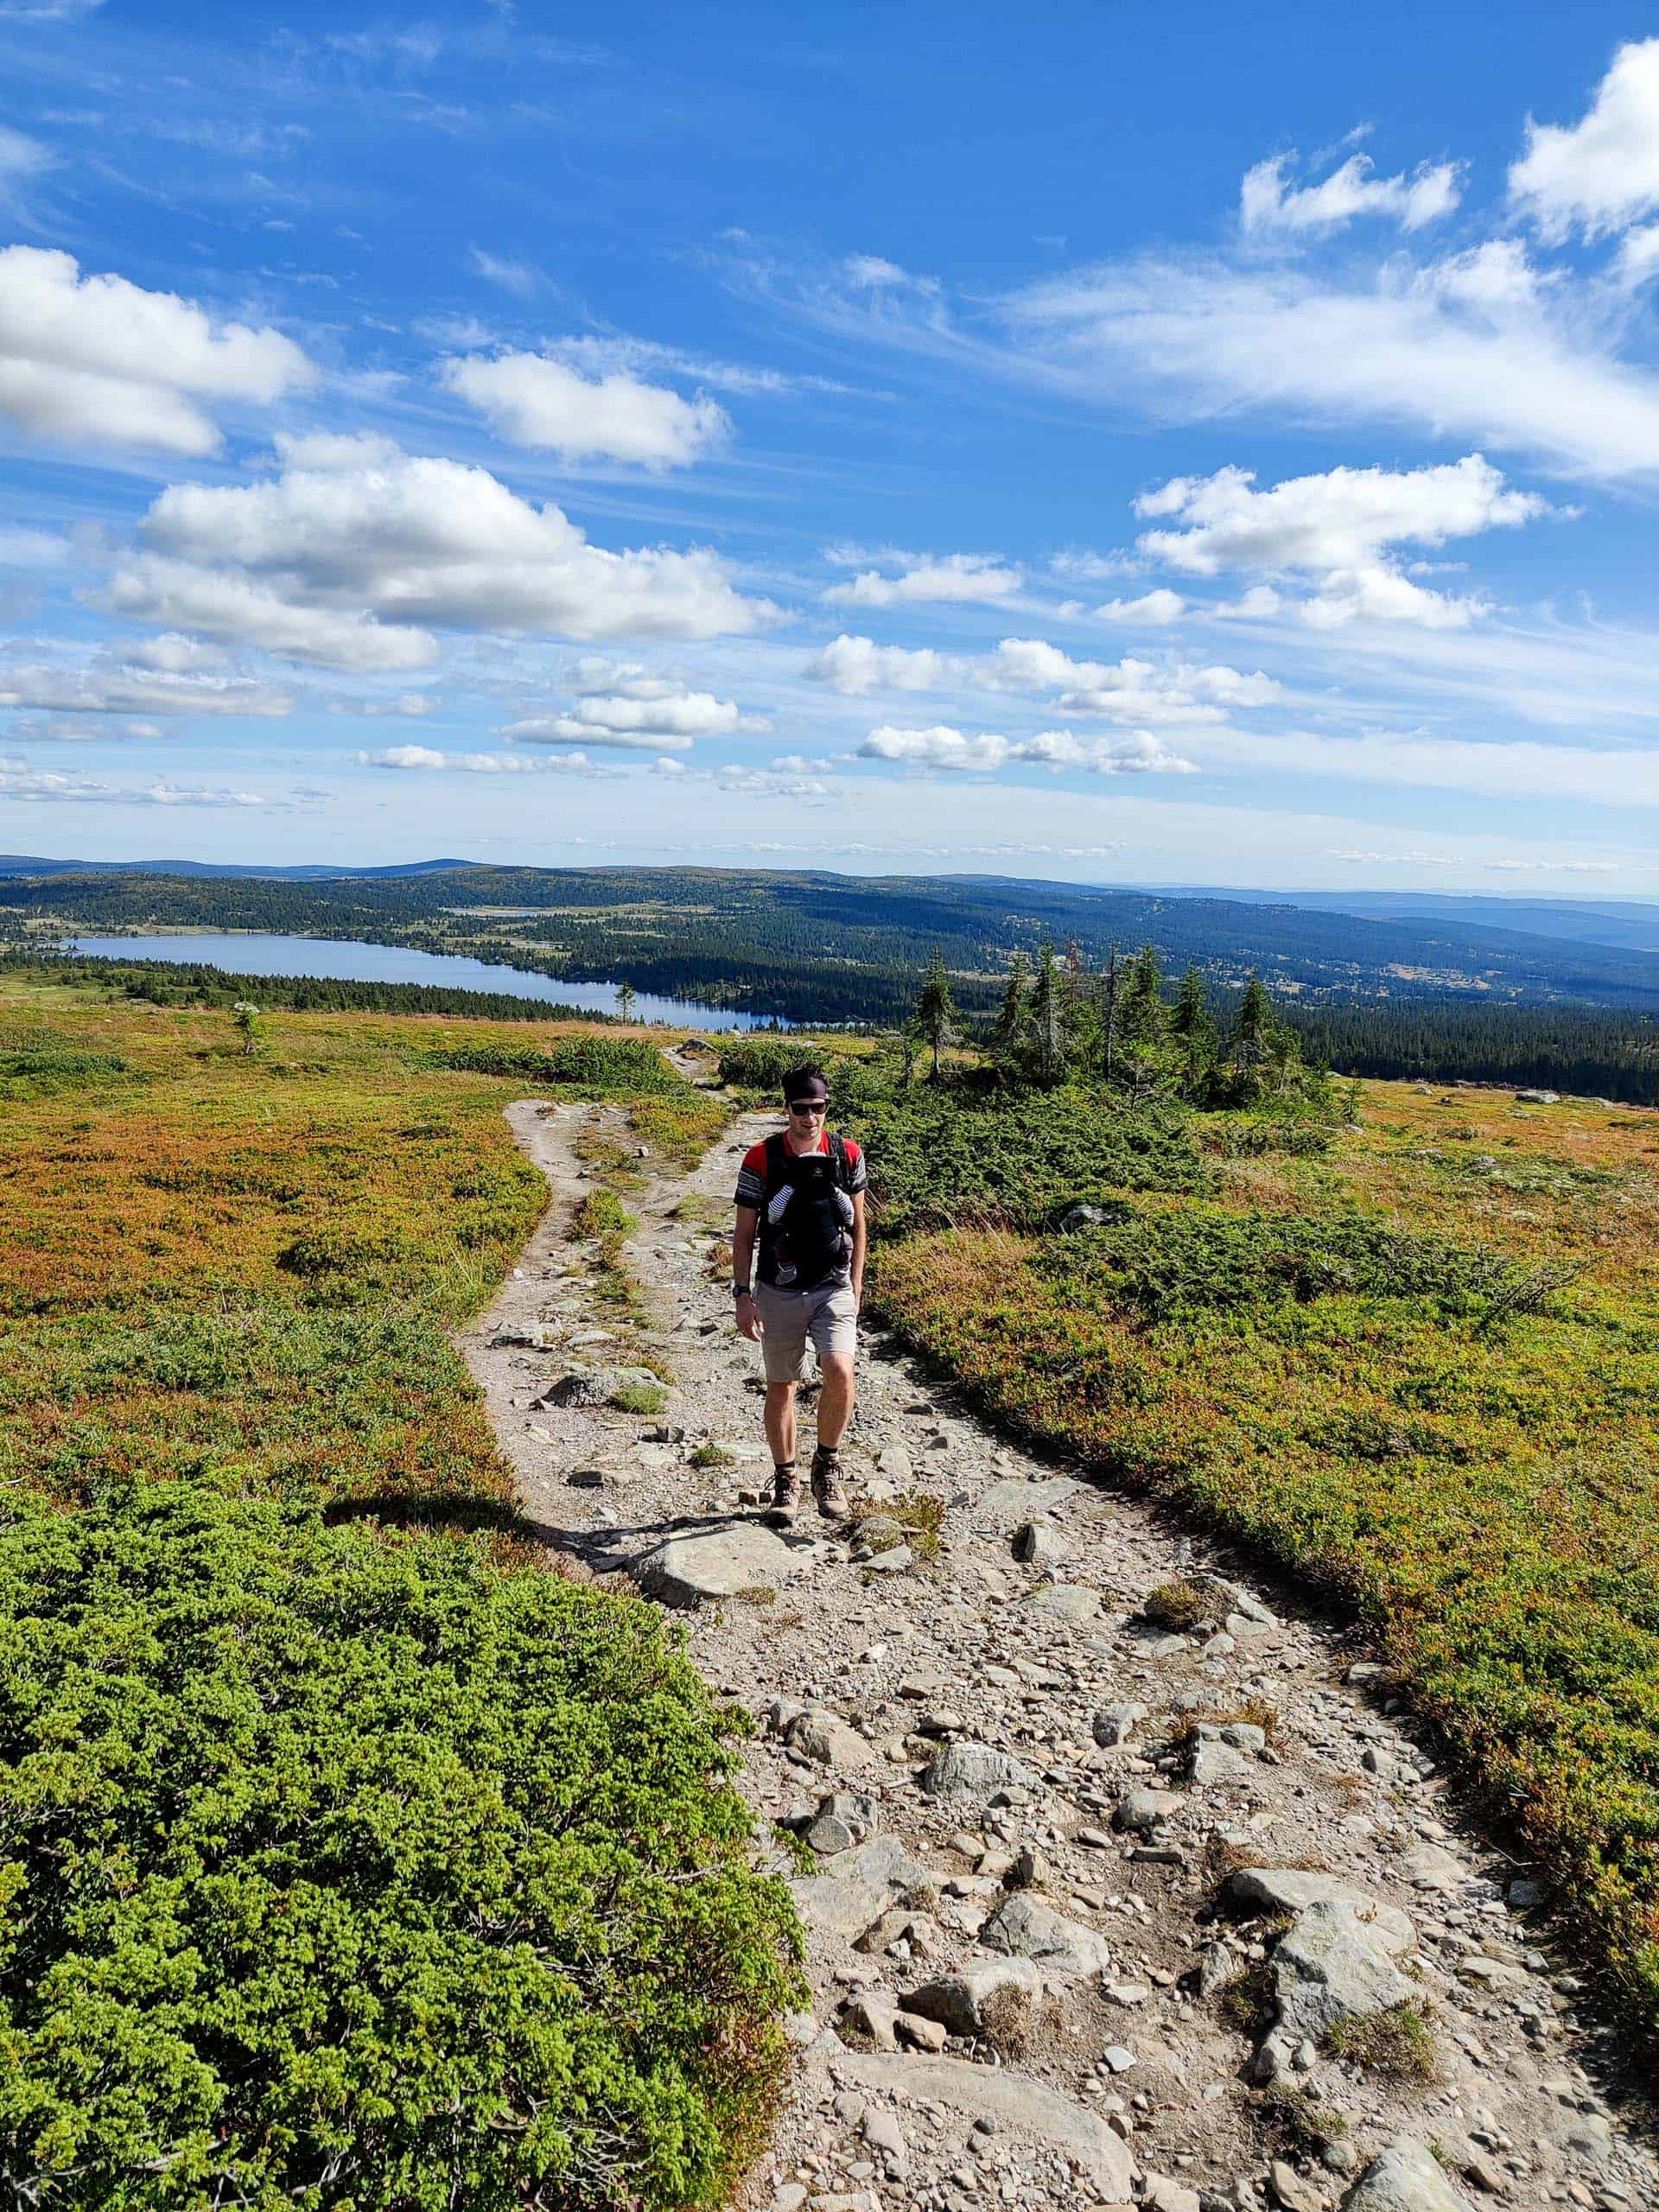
[734,1129,866,1288]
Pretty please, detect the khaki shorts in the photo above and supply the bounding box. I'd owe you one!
[753,1277,858,1384]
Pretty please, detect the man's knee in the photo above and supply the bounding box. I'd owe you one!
[766,1379,798,1404]
[819,1353,855,1391]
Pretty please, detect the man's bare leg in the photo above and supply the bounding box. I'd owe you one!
[810,1353,855,1520]
[816,1353,855,1452]
[765,1380,798,1467]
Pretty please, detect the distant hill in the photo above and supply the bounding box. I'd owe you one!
[0,855,473,882]
[1180,887,1659,958]
[9,860,1659,1017]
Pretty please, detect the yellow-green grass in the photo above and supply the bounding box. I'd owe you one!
[0,985,711,1526]
[868,1081,1659,2029]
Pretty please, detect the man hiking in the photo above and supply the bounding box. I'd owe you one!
[731,1063,867,1525]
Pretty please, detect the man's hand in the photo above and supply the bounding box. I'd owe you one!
[734,1290,764,1343]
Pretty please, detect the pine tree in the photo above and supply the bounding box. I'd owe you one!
[1101,945,1122,1084]
[1029,940,1065,1084]
[1116,944,1166,1046]
[616,980,637,1023]
[1232,971,1276,1070]
[991,950,1031,1065]
[1170,964,1216,1095]
[911,950,961,1079]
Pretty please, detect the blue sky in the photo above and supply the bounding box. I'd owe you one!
[3,1,1659,888]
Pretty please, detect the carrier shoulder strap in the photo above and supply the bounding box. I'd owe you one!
[828,1131,852,1189]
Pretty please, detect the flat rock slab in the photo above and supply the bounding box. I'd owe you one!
[630,1522,807,1606]
[1339,2134,1474,2211]
[1231,1867,1414,1955]
[819,2044,1135,2203]
[976,1475,1084,1527]
[791,1834,934,1942]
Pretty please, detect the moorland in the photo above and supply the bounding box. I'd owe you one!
[3,931,1658,2207]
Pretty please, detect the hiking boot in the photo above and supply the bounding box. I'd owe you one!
[766,1463,803,1527]
[811,1446,850,1522]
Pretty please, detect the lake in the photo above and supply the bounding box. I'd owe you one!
[66,933,788,1031]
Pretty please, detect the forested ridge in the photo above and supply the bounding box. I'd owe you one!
[10,862,1659,1011]
[8,864,1659,1098]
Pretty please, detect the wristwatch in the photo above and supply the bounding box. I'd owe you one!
[732,1282,752,1300]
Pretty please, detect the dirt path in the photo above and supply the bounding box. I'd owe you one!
[457,1095,1654,2212]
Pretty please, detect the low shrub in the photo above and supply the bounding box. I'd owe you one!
[0,1487,802,2209]
[1037,1205,1531,1327]
[430,1036,677,1094]
[0,1026,129,1097]
[852,1084,1212,1236]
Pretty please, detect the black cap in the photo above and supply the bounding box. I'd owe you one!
[783,1069,828,1104]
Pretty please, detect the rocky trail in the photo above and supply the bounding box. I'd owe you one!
[455,1086,1656,2212]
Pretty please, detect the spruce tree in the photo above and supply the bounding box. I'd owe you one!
[1170,964,1216,1095]
[911,950,961,1079]
[1029,940,1065,1084]
[991,950,1031,1066]
[1232,970,1276,1070]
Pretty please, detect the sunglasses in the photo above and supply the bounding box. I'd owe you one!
[786,1099,829,1115]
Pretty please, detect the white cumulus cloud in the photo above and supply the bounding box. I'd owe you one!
[1242,150,1462,234]
[804,633,964,694]
[1133,454,1546,626]
[858,722,1197,775]
[0,657,293,718]
[0,246,313,456]
[1095,588,1185,625]
[1509,38,1659,240]
[974,637,1278,720]
[443,351,732,467]
[359,744,616,776]
[501,666,759,751]
[105,442,772,671]
[823,551,1022,607]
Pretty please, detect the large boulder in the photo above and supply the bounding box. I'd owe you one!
[791,1834,935,1942]
[1339,2136,1474,2211]
[904,1956,1047,2037]
[978,1893,1111,1978]
[1261,1899,1418,2075]
[919,1739,1039,1805]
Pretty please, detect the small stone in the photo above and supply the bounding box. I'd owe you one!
[1006,1845,1051,1891]
[1013,1519,1069,1566]
[839,1988,901,2049]
[787,1711,878,1773]
[1114,1786,1181,1834]
[1101,2044,1137,2073]
[1142,2174,1199,2212]
[894,2011,948,2052]
[1269,2159,1319,2210]
[1092,1701,1149,1747]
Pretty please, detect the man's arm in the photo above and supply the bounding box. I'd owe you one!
[849,1190,867,1306]
[732,1205,762,1340]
